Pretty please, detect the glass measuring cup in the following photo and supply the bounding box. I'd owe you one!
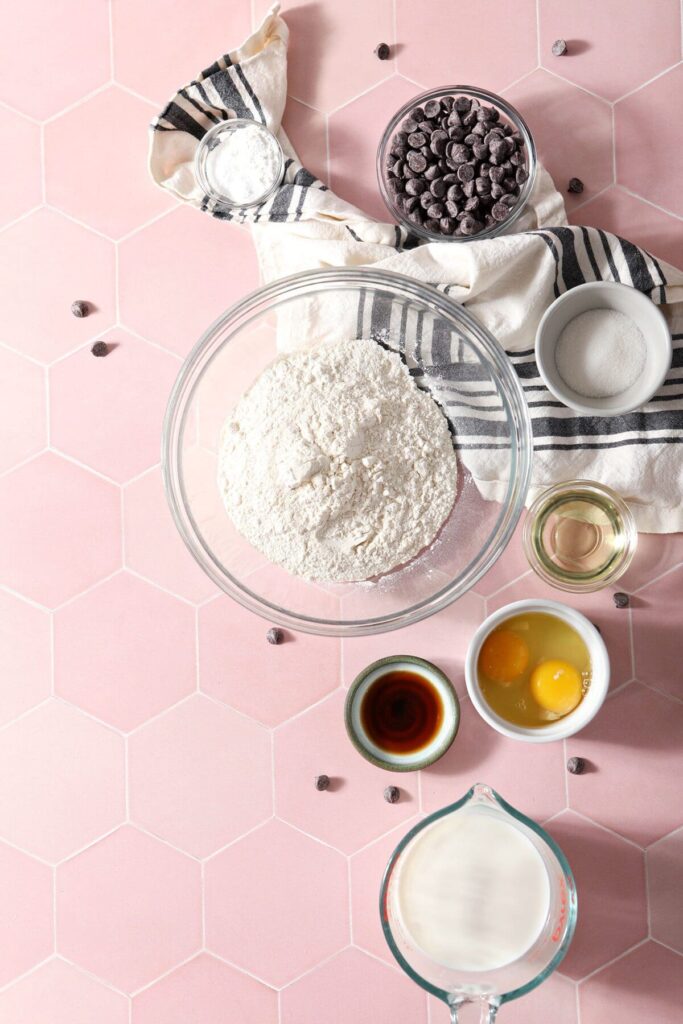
[380,783,576,1023]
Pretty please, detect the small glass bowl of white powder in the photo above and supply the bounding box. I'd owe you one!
[535,281,672,416]
[195,118,284,208]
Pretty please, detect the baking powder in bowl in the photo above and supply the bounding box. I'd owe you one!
[205,122,281,204]
[554,308,646,399]
[218,338,458,583]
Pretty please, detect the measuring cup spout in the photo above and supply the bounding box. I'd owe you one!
[447,995,500,1024]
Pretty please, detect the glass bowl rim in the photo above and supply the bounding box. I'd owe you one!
[376,84,538,244]
[162,265,533,637]
[194,117,285,209]
[379,782,577,1007]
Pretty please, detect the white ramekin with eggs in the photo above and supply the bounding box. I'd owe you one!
[465,598,609,742]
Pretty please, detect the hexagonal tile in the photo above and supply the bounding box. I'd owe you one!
[205,820,348,987]
[397,0,536,94]
[632,565,683,700]
[329,77,418,220]
[647,829,683,953]
[54,572,195,731]
[0,107,41,227]
[0,590,50,726]
[57,826,201,994]
[421,697,567,824]
[45,87,175,240]
[280,947,428,1024]
[0,1,109,119]
[274,690,418,854]
[112,0,251,105]
[0,959,128,1024]
[132,953,277,1024]
[129,694,271,857]
[0,700,124,861]
[620,533,683,594]
[569,187,683,271]
[0,208,116,363]
[0,453,121,607]
[475,974,578,1024]
[199,592,340,727]
[50,330,180,483]
[545,811,646,979]
[341,590,484,696]
[487,572,633,691]
[473,521,531,598]
[283,99,328,183]
[119,207,259,357]
[505,70,613,211]
[580,941,683,1024]
[616,65,683,219]
[567,683,683,846]
[0,842,52,986]
[255,0,394,113]
[123,467,217,603]
[0,346,45,472]
[350,819,420,965]
[539,0,681,102]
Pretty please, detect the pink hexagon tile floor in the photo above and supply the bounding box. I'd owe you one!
[0,0,681,1019]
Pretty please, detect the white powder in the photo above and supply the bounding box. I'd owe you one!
[205,123,281,204]
[218,338,458,582]
[555,309,646,399]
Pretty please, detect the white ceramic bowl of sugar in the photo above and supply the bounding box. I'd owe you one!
[535,281,672,416]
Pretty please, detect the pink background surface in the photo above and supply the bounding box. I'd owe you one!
[0,1,682,1021]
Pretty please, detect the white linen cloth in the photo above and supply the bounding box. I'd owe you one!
[150,5,683,532]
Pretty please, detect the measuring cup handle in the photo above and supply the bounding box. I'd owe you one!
[447,998,500,1024]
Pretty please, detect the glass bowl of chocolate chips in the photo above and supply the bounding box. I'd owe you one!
[378,86,537,242]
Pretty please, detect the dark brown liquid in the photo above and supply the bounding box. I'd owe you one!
[360,670,444,754]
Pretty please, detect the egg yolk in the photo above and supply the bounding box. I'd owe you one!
[479,630,529,684]
[530,660,583,715]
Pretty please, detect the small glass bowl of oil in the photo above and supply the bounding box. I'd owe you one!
[523,480,637,593]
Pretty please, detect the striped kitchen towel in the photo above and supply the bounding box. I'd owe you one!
[150,5,683,531]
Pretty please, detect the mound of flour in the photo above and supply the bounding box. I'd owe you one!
[218,338,458,582]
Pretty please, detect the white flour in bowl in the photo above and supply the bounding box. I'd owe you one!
[218,338,458,582]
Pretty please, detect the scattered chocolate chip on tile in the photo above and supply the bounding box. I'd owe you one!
[552,38,568,56]
[266,626,284,644]
[374,42,391,60]
[568,177,584,194]
[90,341,109,357]
[384,785,401,803]
[315,774,331,791]
[613,592,630,608]
[567,756,586,775]
[71,300,89,318]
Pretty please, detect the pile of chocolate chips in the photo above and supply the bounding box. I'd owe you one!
[384,95,528,238]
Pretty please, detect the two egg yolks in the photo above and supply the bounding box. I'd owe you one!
[478,629,583,716]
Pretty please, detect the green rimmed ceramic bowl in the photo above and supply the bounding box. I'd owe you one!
[344,655,460,772]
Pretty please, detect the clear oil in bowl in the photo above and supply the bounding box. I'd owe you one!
[523,481,637,593]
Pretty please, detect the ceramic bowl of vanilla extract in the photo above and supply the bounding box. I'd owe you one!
[345,656,460,771]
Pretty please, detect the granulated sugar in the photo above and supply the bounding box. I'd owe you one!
[555,309,646,399]
[205,123,281,204]
[218,338,458,582]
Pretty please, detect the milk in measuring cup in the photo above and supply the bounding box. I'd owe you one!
[393,808,551,973]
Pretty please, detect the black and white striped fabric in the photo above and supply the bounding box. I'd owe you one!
[150,5,683,531]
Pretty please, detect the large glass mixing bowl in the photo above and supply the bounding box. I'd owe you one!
[162,267,532,637]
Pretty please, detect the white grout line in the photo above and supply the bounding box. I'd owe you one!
[0,204,44,237]
[617,184,683,223]
[577,936,649,984]
[632,559,683,593]
[128,950,199,997]
[0,954,56,994]
[0,97,42,125]
[41,82,112,125]
[542,66,614,106]
[614,58,683,104]
[569,808,646,851]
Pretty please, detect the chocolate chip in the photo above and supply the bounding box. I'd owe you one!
[410,106,425,121]
[462,179,476,198]
[463,108,478,127]
[430,177,447,198]
[402,118,419,134]
[424,164,440,181]
[568,177,584,194]
[420,191,434,209]
[475,176,491,195]
[552,38,568,56]
[567,757,586,775]
[427,202,445,219]
[405,177,426,195]
[491,202,511,222]
[613,592,630,608]
[407,131,427,149]
[91,341,109,357]
[266,627,284,644]
[386,177,402,197]
[439,216,456,235]
[445,199,460,218]
[472,142,488,161]
[374,42,391,60]
[501,192,519,206]
[457,162,475,183]
[423,218,440,232]
[459,215,482,235]
[406,151,428,173]
[424,99,442,119]
[392,131,408,148]
[417,120,434,135]
[490,182,504,199]
[384,785,401,804]
[315,774,331,791]
[454,96,471,113]
[516,166,529,185]
[487,106,500,123]
[464,133,478,146]
[408,208,424,225]
[464,196,480,213]
[489,165,505,184]
[404,195,421,214]
[71,300,89,318]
